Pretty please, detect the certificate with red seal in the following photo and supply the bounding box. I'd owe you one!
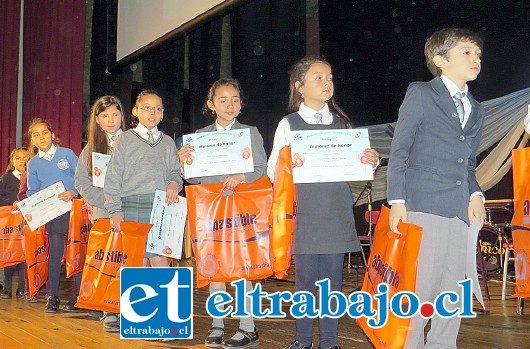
[290,128,373,183]
[17,181,72,231]
[91,152,111,188]
[181,129,254,179]
[146,190,187,259]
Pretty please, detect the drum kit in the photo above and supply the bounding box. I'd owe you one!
[476,199,514,275]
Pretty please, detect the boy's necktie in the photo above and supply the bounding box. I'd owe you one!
[314,112,323,124]
[147,130,155,143]
[453,92,465,125]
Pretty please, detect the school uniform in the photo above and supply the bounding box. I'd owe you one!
[184,118,267,339]
[387,75,485,348]
[267,103,360,348]
[27,145,80,307]
[0,170,22,206]
[104,124,183,258]
[0,169,25,296]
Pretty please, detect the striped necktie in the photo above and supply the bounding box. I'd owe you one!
[453,92,465,125]
[147,130,155,143]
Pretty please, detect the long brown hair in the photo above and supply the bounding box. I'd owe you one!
[27,118,61,155]
[5,147,29,173]
[288,56,352,128]
[84,95,125,171]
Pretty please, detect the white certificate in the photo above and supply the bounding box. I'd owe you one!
[182,129,254,179]
[17,181,72,231]
[290,129,373,183]
[146,190,187,259]
[91,152,111,188]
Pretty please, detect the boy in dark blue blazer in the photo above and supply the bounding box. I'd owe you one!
[387,28,486,348]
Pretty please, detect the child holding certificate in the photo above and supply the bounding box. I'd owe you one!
[178,78,267,349]
[26,118,81,313]
[104,90,182,267]
[75,95,124,330]
[0,147,29,299]
[267,56,379,349]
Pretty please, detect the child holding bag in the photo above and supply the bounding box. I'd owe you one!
[0,147,30,299]
[104,90,182,267]
[26,118,81,312]
[178,78,267,349]
[267,56,379,349]
[75,95,124,330]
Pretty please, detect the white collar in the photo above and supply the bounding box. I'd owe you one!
[440,75,469,98]
[105,129,123,145]
[298,102,333,124]
[216,119,236,131]
[134,124,160,141]
[12,169,22,179]
[38,144,57,161]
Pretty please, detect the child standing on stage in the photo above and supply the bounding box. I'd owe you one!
[178,78,267,349]
[0,147,30,299]
[26,118,81,312]
[104,90,182,267]
[387,28,486,349]
[75,95,124,331]
[267,56,379,349]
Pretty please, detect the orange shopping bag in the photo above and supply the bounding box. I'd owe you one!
[186,176,273,288]
[24,225,48,299]
[75,218,152,313]
[0,206,26,268]
[510,148,530,298]
[65,199,91,278]
[270,146,297,279]
[356,205,423,349]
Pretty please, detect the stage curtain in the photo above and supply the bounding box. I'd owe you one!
[0,0,21,171]
[22,0,86,155]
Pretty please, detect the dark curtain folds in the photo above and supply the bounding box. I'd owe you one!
[231,0,306,153]
[23,0,86,154]
[143,40,185,139]
[0,0,21,171]
[188,19,223,132]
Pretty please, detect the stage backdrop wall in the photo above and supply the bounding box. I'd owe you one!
[22,0,86,155]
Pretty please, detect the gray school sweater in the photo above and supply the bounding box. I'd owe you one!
[104,130,183,217]
[286,112,360,254]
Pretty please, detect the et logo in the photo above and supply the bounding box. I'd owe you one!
[120,267,193,340]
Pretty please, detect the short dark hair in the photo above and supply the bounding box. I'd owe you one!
[424,28,483,76]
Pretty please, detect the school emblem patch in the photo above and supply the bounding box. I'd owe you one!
[57,158,69,170]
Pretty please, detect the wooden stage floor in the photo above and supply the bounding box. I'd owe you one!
[0,257,529,349]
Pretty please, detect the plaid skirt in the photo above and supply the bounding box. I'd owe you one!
[122,194,156,259]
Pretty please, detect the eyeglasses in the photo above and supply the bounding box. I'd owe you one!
[138,105,163,113]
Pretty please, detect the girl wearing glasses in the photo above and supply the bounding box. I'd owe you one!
[104,90,182,269]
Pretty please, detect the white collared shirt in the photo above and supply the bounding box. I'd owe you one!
[12,169,22,180]
[38,144,57,162]
[105,129,123,147]
[440,75,472,129]
[267,103,332,181]
[216,119,236,131]
[134,124,161,141]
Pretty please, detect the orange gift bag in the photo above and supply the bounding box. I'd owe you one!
[24,225,48,299]
[186,176,273,288]
[511,148,530,298]
[75,219,152,313]
[0,206,26,268]
[356,205,423,349]
[270,146,297,279]
[65,199,91,278]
